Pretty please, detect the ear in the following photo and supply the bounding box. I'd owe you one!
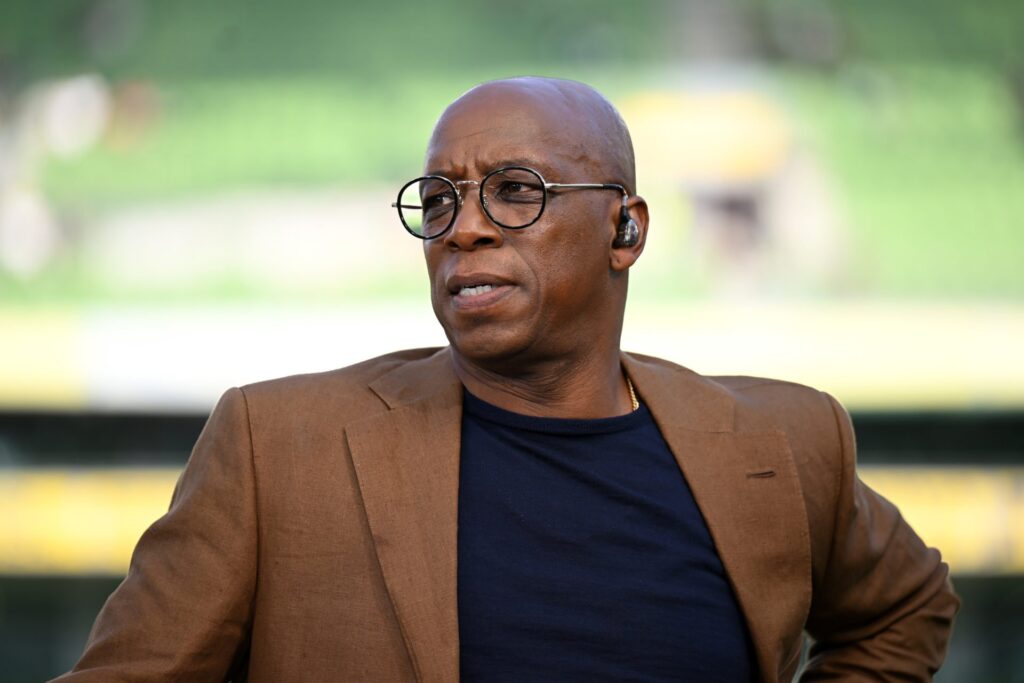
[609,195,649,272]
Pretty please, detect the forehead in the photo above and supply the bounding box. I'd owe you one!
[424,86,598,179]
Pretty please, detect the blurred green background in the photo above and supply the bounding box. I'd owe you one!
[2,0,1023,303]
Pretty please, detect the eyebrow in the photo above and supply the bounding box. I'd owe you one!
[426,157,560,180]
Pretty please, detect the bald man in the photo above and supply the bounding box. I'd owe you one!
[55,78,957,683]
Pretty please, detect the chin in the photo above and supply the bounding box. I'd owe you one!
[434,299,518,357]
[445,325,532,369]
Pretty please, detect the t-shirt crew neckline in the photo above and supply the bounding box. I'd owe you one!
[462,387,649,436]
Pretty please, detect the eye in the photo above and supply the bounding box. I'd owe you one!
[493,180,544,203]
[422,190,456,210]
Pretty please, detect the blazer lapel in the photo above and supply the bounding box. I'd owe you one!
[623,354,812,683]
[346,349,462,683]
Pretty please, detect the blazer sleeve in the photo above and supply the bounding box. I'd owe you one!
[51,387,258,682]
[800,393,960,681]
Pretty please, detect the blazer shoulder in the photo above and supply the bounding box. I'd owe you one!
[236,346,445,421]
[715,374,836,420]
[714,373,841,445]
[625,351,841,445]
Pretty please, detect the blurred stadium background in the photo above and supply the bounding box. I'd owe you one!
[1,0,1022,680]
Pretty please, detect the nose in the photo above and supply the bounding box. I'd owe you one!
[442,188,503,251]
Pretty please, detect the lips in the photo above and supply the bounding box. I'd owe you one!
[445,272,517,311]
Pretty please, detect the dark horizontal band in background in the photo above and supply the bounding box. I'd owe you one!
[1,409,1021,466]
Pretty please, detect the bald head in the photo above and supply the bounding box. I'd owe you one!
[427,77,637,194]
[420,76,650,388]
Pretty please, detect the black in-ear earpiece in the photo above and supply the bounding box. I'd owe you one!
[613,206,639,248]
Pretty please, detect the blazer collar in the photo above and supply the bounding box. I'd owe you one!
[369,347,462,410]
[347,349,463,682]
[352,347,806,683]
[620,351,735,432]
[366,348,737,431]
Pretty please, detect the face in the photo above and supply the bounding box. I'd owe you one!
[422,86,627,370]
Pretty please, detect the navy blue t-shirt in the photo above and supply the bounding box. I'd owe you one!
[457,390,755,682]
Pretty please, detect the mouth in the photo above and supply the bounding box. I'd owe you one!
[445,274,516,311]
[456,284,500,298]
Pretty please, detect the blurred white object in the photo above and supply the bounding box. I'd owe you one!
[40,74,111,158]
[0,186,60,278]
[81,187,415,291]
[0,74,111,278]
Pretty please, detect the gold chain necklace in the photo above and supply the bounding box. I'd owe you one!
[626,377,639,412]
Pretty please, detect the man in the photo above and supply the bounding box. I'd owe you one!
[56,77,957,682]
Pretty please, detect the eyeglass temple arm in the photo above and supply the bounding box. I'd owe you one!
[545,182,630,204]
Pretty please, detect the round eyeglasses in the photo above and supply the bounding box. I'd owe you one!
[392,165,628,239]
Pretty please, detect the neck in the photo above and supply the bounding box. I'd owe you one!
[451,346,634,419]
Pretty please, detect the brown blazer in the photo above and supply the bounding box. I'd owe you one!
[55,347,957,682]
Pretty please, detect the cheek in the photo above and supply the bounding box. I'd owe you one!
[423,245,444,291]
[529,215,609,307]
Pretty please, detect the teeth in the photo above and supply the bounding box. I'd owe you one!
[458,284,494,297]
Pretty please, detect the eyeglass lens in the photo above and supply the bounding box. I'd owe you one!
[397,167,547,238]
[397,177,455,238]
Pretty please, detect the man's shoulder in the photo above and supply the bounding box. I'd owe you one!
[234,346,447,419]
[627,351,834,407]
[627,351,841,438]
[712,374,836,422]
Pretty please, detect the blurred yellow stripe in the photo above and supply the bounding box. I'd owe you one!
[860,467,1024,576]
[3,303,1024,411]
[0,466,1021,575]
[0,309,86,408]
[624,302,1024,410]
[0,468,179,575]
